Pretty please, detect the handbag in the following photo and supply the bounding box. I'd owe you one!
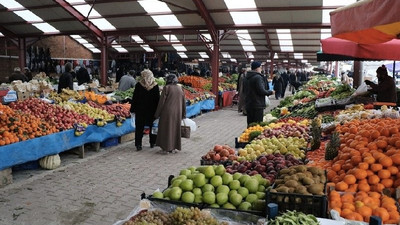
[181,119,191,138]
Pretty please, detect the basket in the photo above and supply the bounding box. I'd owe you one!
[266,189,328,218]
[234,137,248,149]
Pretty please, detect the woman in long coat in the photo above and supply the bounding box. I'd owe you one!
[130,69,160,151]
[272,73,284,100]
[154,74,186,153]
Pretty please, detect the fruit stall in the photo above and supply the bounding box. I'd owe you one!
[115,75,400,225]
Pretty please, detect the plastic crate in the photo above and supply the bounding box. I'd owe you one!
[12,160,40,171]
[200,159,233,167]
[266,189,328,218]
[101,137,119,147]
[235,137,248,148]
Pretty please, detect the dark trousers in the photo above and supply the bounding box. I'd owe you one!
[275,92,281,100]
[281,84,288,98]
[135,113,156,147]
[246,108,264,125]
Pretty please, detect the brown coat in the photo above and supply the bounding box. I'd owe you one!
[154,84,186,151]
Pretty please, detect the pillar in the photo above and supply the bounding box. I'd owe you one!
[211,41,220,107]
[353,61,362,88]
[334,61,339,79]
[100,38,108,86]
[18,38,26,69]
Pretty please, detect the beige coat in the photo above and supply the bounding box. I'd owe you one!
[154,84,186,151]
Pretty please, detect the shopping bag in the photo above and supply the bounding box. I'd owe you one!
[130,113,135,128]
[181,118,197,132]
[352,82,369,96]
[265,95,270,107]
[181,119,191,138]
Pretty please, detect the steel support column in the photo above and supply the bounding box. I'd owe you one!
[18,38,26,69]
[353,61,362,88]
[212,41,220,106]
[101,38,108,86]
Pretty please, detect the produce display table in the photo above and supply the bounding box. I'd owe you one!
[0,118,134,170]
[186,99,215,118]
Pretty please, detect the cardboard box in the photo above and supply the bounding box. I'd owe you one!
[0,168,13,188]
[119,132,135,143]
[17,91,32,101]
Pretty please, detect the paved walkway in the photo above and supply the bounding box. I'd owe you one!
[0,95,284,225]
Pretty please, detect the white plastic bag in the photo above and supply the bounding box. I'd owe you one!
[152,119,159,135]
[130,113,135,128]
[265,95,270,107]
[181,118,197,132]
[352,82,369,96]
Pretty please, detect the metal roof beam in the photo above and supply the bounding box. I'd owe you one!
[192,0,218,42]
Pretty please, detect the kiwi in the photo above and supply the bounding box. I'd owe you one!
[284,180,299,188]
[279,168,290,174]
[275,186,289,193]
[302,177,315,185]
[294,165,307,173]
[307,183,324,195]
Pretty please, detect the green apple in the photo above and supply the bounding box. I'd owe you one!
[192,187,202,196]
[229,193,243,207]
[237,187,249,198]
[169,187,182,201]
[229,180,241,190]
[215,165,226,176]
[180,179,193,191]
[193,173,206,187]
[222,173,233,185]
[216,193,228,205]
[216,185,230,194]
[181,192,195,203]
[210,175,223,187]
[203,191,216,205]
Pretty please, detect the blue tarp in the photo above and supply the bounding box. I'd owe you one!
[200,99,215,111]
[0,119,134,170]
[186,102,201,118]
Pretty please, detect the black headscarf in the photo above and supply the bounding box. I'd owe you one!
[166,74,178,85]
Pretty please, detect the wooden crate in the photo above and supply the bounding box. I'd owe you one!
[0,168,12,188]
[119,132,135,143]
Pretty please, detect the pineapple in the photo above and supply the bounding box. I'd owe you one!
[325,132,340,160]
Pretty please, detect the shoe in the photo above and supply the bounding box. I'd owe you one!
[136,146,142,151]
[150,143,155,148]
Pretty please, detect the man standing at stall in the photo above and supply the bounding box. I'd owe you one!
[243,61,274,125]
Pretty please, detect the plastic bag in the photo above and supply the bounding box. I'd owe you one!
[352,82,369,96]
[152,119,159,135]
[181,118,196,132]
[130,113,135,128]
[265,95,270,107]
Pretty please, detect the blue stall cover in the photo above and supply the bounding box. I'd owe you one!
[186,102,201,118]
[200,99,215,111]
[0,119,134,170]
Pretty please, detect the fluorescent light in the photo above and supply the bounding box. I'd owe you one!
[14,10,43,22]
[138,0,171,13]
[141,44,154,52]
[294,53,303,59]
[131,35,144,43]
[230,12,261,25]
[152,15,182,27]
[163,35,179,42]
[172,44,187,51]
[225,0,256,9]
[199,52,209,58]
[90,18,116,30]
[301,60,308,63]
[198,58,205,62]
[230,59,237,62]
[274,53,278,59]
[0,0,23,9]
[177,52,188,58]
[283,60,288,63]
[0,32,3,37]
[32,23,59,33]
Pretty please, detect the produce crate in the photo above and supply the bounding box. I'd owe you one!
[200,159,233,167]
[266,189,328,218]
[234,137,248,149]
[12,160,40,171]
[119,132,135,143]
[101,137,119,147]
[203,206,265,221]
[17,91,32,101]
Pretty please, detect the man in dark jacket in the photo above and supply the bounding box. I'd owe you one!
[365,65,397,103]
[58,62,74,93]
[243,61,274,125]
[76,64,91,85]
[9,67,28,83]
[280,71,289,98]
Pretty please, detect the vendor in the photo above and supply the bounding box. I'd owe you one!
[365,65,397,103]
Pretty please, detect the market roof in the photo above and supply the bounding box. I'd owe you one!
[0,0,357,67]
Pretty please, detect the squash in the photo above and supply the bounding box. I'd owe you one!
[39,154,61,170]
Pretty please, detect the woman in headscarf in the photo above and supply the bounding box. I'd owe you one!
[130,69,160,151]
[154,74,186,154]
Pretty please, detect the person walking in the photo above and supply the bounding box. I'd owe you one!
[118,70,136,91]
[154,74,186,154]
[272,72,284,100]
[130,69,160,151]
[243,61,274,126]
[280,70,289,98]
[237,68,247,115]
[289,70,297,94]
[57,62,74,93]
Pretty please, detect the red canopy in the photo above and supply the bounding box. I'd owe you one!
[321,37,400,61]
[330,0,400,44]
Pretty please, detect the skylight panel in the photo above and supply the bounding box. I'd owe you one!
[283,60,288,63]
[65,0,87,3]
[76,38,88,44]
[89,48,101,53]
[202,34,212,41]
[231,59,237,62]
[163,35,179,42]
[321,29,331,39]
[243,46,256,51]
[177,52,188,58]
[277,29,294,52]
[224,0,256,9]
[267,59,271,62]
[323,0,357,6]
[172,44,187,51]
[131,35,144,43]
[221,52,231,58]
[73,5,101,17]
[70,35,81,39]
[114,47,128,53]
[32,23,59,33]
[138,0,171,13]
[322,10,333,24]
[90,18,116,30]
[230,12,261,25]
[14,10,43,22]
[281,46,294,52]
[301,60,308,63]
[0,0,23,9]
[199,52,209,58]
[141,45,154,52]
[247,53,254,59]
[274,53,278,59]
[112,41,128,53]
[294,53,303,59]
[0,32,3,37]
[83,43,96,49]
[152,15,182,27]
[198,58,205,62]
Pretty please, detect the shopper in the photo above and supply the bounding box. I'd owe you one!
[272,72,284,100]
[118,70,136,91]
[130,69,160,151]
[243,61,274,126]
[154,74,186,154]
[237,68,247,115]
[76,64,91,85]
[289,70,297,94]
[365,65,397,103]
[23,67,32,81]
[9,67,28,83]
[57,62,74,93]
